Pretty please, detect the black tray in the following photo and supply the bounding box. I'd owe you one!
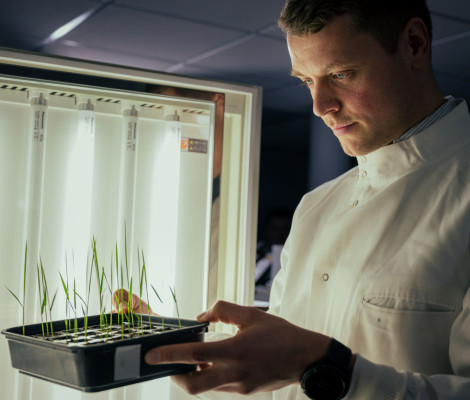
[2,313,208,392]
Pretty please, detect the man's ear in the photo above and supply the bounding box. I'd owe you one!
[402,17,431,70]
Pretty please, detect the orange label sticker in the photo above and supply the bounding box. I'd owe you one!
[181,138,189,151]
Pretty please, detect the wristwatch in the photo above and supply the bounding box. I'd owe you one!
[299,338,353,400]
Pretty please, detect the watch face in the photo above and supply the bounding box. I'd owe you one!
[302,366,346,400]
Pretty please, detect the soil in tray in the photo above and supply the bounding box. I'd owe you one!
[33,322,174,346]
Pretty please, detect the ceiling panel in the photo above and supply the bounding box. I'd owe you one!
[0,0,96,38]
[0,0,469,113]
[188,36,292,88]
[432,15,470,40]
[44,40,174,72]
[0,32,43,51]
[262,27,287,41]
[115,0,285,32]
[58,4,245,63]
[428,0,470,23]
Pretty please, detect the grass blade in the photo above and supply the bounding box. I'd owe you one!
[169,286,181,328]
[5,286,23,307]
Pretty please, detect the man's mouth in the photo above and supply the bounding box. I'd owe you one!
[330,122,356,137]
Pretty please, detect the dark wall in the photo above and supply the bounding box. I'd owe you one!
[257,111,310,243]
[256,111,358,244]
[308,115,357,190]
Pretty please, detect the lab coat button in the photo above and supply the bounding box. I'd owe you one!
[352,200,359,207]
[322,273,329,281]
[361,171,367,179]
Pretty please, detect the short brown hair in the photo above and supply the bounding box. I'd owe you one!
[278,0,432,54]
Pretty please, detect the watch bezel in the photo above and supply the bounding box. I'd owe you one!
[300,363,347,400]
[299,339,352,400]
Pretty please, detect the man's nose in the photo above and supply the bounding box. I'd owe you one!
[311,83,340,117]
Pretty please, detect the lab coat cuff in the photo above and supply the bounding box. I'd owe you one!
[344,354,408,400]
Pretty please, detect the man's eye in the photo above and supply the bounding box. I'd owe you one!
[333,72,349,80]
[300,79,313,87]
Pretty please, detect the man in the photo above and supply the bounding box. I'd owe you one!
[121,1,470,398]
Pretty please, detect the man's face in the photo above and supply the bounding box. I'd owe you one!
[288,15,417,156]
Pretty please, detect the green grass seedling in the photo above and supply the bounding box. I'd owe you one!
[40,258,57,337]
[5,243,28,335]
[107,252,114,329]
[73,277,78,336]
[92,238,104,333]
[114,243,120,327]
[128,277,134,328]
[124,225,130,288]
[36,262,45,337]
[151,284,164,331]
[59,272,71,337]
[5,287,25,335]
[137,248,147,334]
[169,286,181,328]
[141,251,152,329]
[80,249,95,339]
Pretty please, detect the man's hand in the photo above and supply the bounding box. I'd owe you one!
[112,288,155,315]
[144,300,331,395]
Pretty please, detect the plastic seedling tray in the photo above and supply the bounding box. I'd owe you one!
[2,313,208,392]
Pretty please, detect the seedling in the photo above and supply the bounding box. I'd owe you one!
[136,248,152,333]
[169,285,181,328]
[151,284,164,331]
[2,231,209,393]
[92,237,105,332]
[5,243,27,335]
[141,251,152,329]
[39,259,57,337]
[5,235,189,347]
[80,249,95,339]
[128,277,134,328]
[59,272,71,336]
[36,262,45,337]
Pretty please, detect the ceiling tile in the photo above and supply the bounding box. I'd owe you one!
[187,36,292,88]
[115,0,286,31]
[61,5,245,63]
[429,0,470,23]
[432,14,470,40]
[262,27,287,41]
[1,0,469,116]
[44,40,174,72]
[163,63,271,89]
[0,0,98,44]
[0,31,43,51]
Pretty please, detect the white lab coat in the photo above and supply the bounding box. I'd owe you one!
[199,100,470,399]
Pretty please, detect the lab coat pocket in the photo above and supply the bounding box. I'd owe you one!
[353,295,456,374]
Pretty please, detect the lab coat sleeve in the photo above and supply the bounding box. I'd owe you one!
[345,286,470,399]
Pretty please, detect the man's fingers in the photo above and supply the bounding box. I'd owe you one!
[171,364,240,395]
[198,300,263,327]
[145,340,232,365]
[111,289,153,314]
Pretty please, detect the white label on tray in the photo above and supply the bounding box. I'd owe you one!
[114,344,141,380]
